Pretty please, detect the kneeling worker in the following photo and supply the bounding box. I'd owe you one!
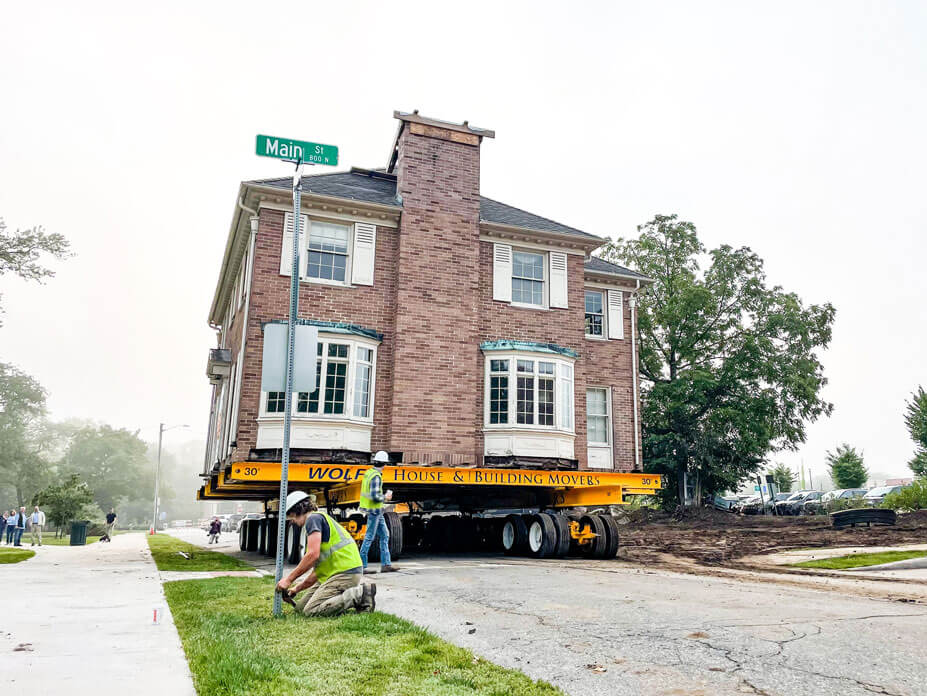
[276,491,376,616]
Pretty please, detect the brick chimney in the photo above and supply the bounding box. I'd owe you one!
[387,111,495,465]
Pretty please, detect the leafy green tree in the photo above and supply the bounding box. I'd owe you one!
[904,386,927,477]
[769,463,796,493]
[62,425,149,511]
[599,215,835,506]
[0,217,71,324]
[33,473,93,536]
[0,363,53,505]
[826,444,868,488]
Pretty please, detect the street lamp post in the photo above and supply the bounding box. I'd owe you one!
[152,423,188,533]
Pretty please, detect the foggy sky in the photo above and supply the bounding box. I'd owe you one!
[1,1,924,481]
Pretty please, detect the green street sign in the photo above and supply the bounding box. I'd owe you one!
[255,134,338,166]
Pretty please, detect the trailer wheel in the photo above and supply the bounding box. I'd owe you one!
[245,519,259,552]
[239,521,247,551]
[597,514,620,559]
[385,511,404,561]
[545,513,571,558]
[580,514,607,559]
[424,515,445,552]
[265,519,278,558]
[502,514,528,555]
[527,513,557,558]
[256,519,267,555]
[402,515,425,551]
[285,522,301,564]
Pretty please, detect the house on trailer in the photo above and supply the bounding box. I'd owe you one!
[203,112,652,481]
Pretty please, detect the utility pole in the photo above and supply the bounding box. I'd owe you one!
[152,423,188,533]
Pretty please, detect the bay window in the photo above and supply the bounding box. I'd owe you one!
[484,353,574,432]
[262,335,376,422]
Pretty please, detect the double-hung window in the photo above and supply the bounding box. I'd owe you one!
[484,354,574,432]
[262,335,376,422]
[512,251,545,306]
[586,388,610,444]
[585,290,604,337]
[308,221,350,283]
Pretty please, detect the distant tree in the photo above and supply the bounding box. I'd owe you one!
[0,217,71,323]
[826,444,868,488]
[62,425,149,511]
[599,215,835,506]
[0,363,53,505]
[904,386,927,477]
[33,474,93,536]
[769,463,796,493]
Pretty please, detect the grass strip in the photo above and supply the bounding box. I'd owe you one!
[791,549,927,569]
[164,576,561,696]
[148,533,254,571]
[0,547,36,564]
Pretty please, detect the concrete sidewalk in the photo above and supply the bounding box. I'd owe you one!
[0,532,195,695]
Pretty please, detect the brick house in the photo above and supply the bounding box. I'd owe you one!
[204,112,651,479]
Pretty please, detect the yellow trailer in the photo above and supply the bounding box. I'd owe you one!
[198,462,661,562]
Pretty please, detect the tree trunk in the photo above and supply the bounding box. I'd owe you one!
[676,461,687,507]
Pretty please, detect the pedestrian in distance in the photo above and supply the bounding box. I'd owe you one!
[276,491,376,616]
[30,505,45,546]
[359,450,400,574]
[4,510,15,545]
[207,517,221,544]
[0,511,7,545]
[14,506,27,546]
[100,508,117,542]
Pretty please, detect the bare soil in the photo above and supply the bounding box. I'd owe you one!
[616,507,927,566]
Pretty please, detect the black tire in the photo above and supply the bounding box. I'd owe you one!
[424,515,445,552]
[502,514,528,555]
[245,519,259,552]
[384,511,404,561]
[286,522,302,564]
[527,513,557,558]
[402,515,425,551]
[546,513,571,558]
[265,519,278,557]
[238,521,247,551]
[580,514,607,559]
[598,514,620,559]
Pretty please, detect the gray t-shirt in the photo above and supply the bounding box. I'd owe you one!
[304,513,361,574]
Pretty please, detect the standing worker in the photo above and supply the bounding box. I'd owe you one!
[30,505,45,546]
[14,506,26,546]
[102,508,117,542]
[207,517,222,544]
[359,451,400,574]
[276,491,375,616]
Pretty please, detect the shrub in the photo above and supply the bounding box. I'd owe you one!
[882,479,927,511]
[825,495,867,513]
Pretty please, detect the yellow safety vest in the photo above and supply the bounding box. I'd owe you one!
[359,468,383,510]
[313,511,362,584]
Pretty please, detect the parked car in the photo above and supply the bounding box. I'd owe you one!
[805,488,869,515]
[236,513,263,532]
[713,494,741,511]
[863,485,902,507]
[775,490,816,515]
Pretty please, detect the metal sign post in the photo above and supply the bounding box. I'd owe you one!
[256,134,337,616]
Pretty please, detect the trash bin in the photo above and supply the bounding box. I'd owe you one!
[69,520,90,546]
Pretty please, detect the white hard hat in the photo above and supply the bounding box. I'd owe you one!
[284,490,309,513]
[373,450,390,464]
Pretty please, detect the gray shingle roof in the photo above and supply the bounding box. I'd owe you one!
[584,256,651,280]
[249,170,400,207]
[479,197,599,239]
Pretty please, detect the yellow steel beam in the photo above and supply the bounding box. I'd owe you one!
[551,485,626,507]
[226,461,661,491]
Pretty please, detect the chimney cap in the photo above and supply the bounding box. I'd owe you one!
[393,110,495,139]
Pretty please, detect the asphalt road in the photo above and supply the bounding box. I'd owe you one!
[168,528,927,696]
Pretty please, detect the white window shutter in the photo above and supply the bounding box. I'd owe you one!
[280,213,307,277]
[493,243,513,302]
[549,252,568,308]
[351,223,377,286]
[607,290,624,339]
[558,363,574,431]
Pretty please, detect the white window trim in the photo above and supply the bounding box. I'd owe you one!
[510,247,549,310]
[258,333,378,426]
[584,289,607,340]
[482,351,575,435]
[305,218,353,288]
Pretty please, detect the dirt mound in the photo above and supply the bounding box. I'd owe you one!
[619,508,927,566]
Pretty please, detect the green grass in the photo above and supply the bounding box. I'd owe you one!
[147,533,254,571]
[791,549,927,570]
[164,577,561,696]
[0,547,35,564]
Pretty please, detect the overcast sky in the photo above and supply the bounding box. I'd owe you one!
[1,1,924,482]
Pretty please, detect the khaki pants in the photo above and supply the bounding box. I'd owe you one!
[294,573,365,617]
[31,524,43,545]
[106,522,116,537]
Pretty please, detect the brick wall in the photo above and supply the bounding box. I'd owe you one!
[389,123,483,461]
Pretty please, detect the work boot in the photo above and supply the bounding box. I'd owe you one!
[363,568,377,575]
[381,565,400,573]
[358,583,377,612]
